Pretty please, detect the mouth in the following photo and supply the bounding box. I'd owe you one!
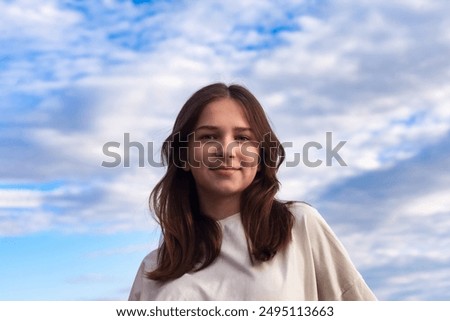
[209,166,240,171]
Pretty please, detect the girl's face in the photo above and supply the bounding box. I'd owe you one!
[186,98,260,205]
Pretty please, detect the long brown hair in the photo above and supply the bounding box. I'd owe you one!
[147,83,294,281]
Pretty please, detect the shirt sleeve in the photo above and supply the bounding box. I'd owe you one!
[297,203,377,301]
[128,250,159,301]
[128,261,144,301]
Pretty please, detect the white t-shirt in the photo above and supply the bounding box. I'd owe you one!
[129,202,376,300]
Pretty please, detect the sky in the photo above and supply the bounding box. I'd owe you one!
[1,0,450,300]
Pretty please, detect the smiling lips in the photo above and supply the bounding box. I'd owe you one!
[209,166,240,173]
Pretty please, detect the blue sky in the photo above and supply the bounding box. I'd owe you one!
[1,0,450,300]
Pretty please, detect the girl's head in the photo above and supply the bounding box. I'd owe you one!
[149,83,292,281]
[163,83,285,197]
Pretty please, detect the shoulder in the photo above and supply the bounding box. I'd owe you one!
[286,201,343,248]
[128,249,159,301]
[285,201,377,300]
[140,248,159,273]
[286,200,317,216]
[286,201,327,228]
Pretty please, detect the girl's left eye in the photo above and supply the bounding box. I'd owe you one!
[235,136,250,141]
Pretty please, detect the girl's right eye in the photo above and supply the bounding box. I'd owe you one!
[199,134,216,141]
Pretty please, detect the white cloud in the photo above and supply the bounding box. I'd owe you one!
[0,210,53,236]
[0,189,43,208]
[377,267,450,300]
[0,1,82,40]
[399,189,450,217]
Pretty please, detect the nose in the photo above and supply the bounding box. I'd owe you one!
[224,137,238,159]
[212,136,237,159]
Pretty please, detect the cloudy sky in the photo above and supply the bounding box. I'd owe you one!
[1,0,450,300]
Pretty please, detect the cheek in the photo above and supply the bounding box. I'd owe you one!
[241,164,259,188]
[239,145,260,168]
[187,143,204,169]
[190,142,223,167]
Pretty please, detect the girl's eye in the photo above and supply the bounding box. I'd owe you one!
[200,134,216,141]
[236,135,250,142]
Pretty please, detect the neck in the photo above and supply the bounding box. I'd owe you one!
[197,193,241,221]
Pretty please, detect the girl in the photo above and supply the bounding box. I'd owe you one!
[129,83,376,300]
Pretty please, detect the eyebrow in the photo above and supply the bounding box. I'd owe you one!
[194,125,254,132]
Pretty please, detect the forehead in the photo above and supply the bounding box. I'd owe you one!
[195,98,250,127]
